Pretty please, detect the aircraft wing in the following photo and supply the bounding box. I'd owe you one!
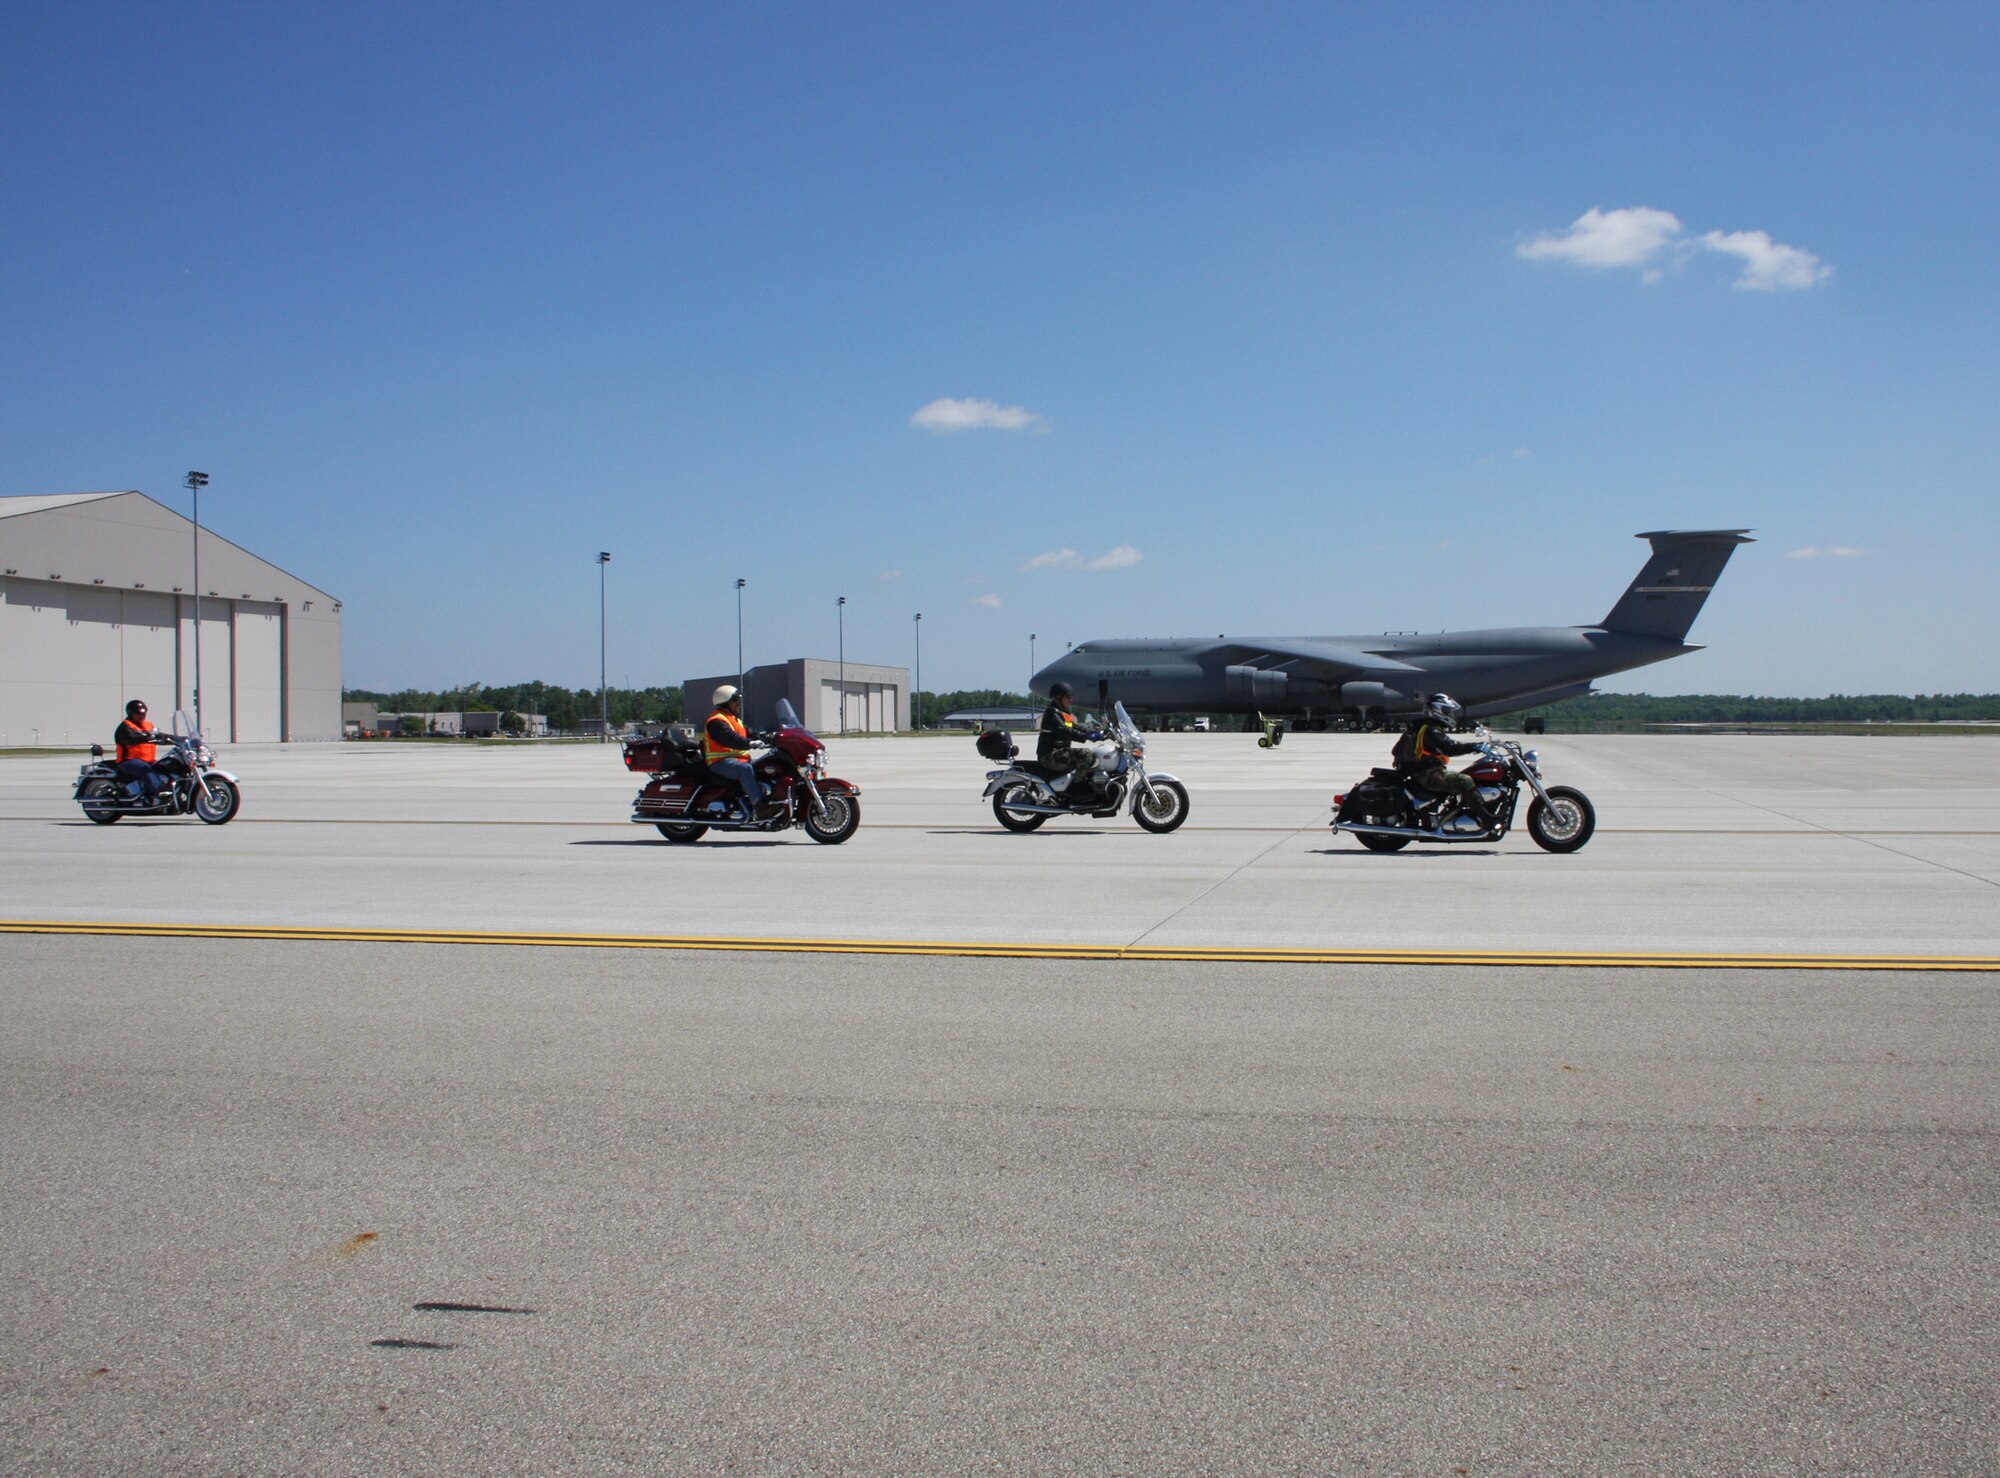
[1212,639,1424,679]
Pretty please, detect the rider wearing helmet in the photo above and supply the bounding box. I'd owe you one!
[114,698,166,803]
[1036,681,1095,793]
[703,685,767,820]
[1391,693,1497,826]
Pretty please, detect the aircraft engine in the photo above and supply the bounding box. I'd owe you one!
[1224,665,1289,704]
[1338,681,1410,712]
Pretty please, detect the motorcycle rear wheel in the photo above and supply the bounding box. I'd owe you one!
[804,794,860,845]
[1349,805,1412,851]
[1355,831,1411,852]
[656,822,709,842]
[80,778,121,824]
[194,777,240,825]
[993,782,1048,832]
[1526,786,1595,853]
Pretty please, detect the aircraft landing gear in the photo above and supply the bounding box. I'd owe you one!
[1257,713,1286,749]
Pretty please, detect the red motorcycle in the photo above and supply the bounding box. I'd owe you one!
[1331,726,1595,852]
[625,699,861,844]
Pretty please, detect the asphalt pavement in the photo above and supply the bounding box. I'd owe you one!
[2,733,1997,1474]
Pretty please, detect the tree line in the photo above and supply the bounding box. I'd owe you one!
[340,682,1040,733]
[343,682,684,733]
[342,683,2000,735]
[1532,692,2000,729]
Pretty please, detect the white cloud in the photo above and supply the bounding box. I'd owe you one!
[1512,447,1532,459]
[910,397,1048,433]
[878,568,902,582]
[1023,545,1144,573]
[1517,207,1684,268]
[1785,546,1865,560]
[1700,229,1833,291]
[1520,206,1831,291]
[971,593,1003,609]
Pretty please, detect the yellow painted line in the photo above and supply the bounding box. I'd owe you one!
[1,919,1995,971]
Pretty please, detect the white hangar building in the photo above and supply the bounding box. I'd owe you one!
[0,491,343,745]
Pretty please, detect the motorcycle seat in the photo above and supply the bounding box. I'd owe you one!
[1371,768,1403,780]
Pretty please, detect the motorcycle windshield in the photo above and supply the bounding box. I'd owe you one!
[171,709,197,740]
[774,698,810,736]
[1112,702,1142,748]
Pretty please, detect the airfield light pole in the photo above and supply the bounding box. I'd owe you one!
[837,595,847,736]
[735,578,746,694]
[597,552,611,742]
[185,472,210,736]
[913,612,922,732]
[1029,633,1036,690]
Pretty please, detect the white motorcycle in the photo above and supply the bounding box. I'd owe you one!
[74,709,242,825]
[977,701,1190,833]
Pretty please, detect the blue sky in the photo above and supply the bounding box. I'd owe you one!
[5,2,1996,696]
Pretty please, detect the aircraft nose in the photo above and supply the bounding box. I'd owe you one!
[1030,652,1081,699]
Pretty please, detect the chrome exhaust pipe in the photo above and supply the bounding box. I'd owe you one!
[1335,820,1500,843]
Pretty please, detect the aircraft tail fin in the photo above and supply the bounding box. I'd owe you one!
[1599,529,1754,641]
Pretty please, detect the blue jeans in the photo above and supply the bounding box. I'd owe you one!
[116,759,165,801]
[710,758,766,812]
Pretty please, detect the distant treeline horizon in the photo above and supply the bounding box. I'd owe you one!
[340,682,1039,730]
[342,683,2000,733]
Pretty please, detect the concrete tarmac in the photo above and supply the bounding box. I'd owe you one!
[1,732,1997,957]
[2,935,1995,1476]
[2,734,1997,1473]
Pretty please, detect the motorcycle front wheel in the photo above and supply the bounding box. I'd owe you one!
[80,779,121,824]
[992,781,1048,832]
[1132,778,1189,833]
[804,794,860,845]
[1526,786,1595,853]
[193,777,240,825]
[655,822,709,842]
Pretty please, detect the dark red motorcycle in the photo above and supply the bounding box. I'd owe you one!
[625,699,861,844]
[1331,726,1594,853]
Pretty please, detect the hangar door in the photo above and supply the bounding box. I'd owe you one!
[234,601,283,741]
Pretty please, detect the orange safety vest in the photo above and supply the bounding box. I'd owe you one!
[117,718,156,764]
[703,708,751,765]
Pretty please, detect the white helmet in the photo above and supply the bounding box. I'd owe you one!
[712,684,739,706]
[1423,692,1462,724]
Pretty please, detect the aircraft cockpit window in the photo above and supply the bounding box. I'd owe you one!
[1072,645,1089,654]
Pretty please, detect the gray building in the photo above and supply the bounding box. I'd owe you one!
[685,658,910,734]
[1,491,343,745]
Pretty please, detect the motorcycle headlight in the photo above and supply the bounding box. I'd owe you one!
[808,750,826,772]
[1523,748,1541,773]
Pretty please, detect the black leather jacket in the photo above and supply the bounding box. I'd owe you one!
[1036,703,1081,764]
[1391,719,1479,773]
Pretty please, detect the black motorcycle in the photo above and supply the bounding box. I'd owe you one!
[74,712,241,825]
[1331,727,1593,853]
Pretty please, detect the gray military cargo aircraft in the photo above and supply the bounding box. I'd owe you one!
[1030,529,1753,731]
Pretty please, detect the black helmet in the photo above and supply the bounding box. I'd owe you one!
[125,699,147,717]
[1049,681,1073,700]
[1423,692,1462,723]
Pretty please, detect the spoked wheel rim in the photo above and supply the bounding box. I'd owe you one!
[1133,779,1188,833]
[994,782,1047,832]
[193,777,239,824]
[804,794,859,844]
[1537,798,1584,843]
